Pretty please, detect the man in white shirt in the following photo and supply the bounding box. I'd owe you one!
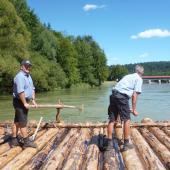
[106,65,144,151]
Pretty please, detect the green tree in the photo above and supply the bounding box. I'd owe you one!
[109,65,128,81]
[55,34,80,87]
[36,29,58,61]
[85,36,108,85]
[0,0,31,60]
[0,54,19,92]
[30,53,67,91]
[74,36,95,84]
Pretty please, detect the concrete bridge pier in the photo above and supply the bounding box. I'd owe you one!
[148,80,152,84]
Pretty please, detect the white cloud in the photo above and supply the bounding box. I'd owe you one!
[131,29,170,39]
[139,53,149,58]
[83,4,106,11]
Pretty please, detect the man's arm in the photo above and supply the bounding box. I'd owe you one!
[32,90,38,108]
[19,92,29,109]
[131,91,140,116]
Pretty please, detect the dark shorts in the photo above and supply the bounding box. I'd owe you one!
[13,98,28,127]
[108,90,130,122]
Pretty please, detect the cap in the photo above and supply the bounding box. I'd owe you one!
[21,60,32,66]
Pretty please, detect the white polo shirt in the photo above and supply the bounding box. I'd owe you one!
[114,73,143,97]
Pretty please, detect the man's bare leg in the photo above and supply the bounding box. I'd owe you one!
[12,123,19,137]
[122,119,134,151]
[19,126,28,138]
[11,123,20,146]
[107,121,114,139]
[124,119,130,140]
[104,121,115,151]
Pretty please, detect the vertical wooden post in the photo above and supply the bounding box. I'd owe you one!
[56,108,61,123]
[56,99,62,122]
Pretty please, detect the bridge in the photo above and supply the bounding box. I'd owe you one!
[142,75,170,84]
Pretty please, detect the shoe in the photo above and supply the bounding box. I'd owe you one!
[23,137,37,149]
[103,139,113,151]
[10,137,20,147]
[121,142,134,152]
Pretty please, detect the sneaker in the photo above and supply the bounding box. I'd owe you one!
[121,142,134,152]
[10,137,20,147]
[23,137,37,149]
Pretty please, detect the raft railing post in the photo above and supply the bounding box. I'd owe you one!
[56,108,61,122]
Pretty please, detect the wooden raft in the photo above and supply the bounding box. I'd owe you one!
[0,118,170,170]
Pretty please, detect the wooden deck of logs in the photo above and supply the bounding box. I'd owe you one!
[0,118,170,170]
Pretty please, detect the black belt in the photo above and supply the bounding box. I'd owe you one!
[112,89,129,99]
[14,98,31,102]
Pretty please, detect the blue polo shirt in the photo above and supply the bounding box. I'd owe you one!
[13,70,35,100]
[114,73,143,98]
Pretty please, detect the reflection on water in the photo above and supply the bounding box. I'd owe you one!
[0,82,170,123]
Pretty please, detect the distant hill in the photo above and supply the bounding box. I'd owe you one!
[124,61,170,76]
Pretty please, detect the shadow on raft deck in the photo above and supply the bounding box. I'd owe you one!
[0,119,170,170]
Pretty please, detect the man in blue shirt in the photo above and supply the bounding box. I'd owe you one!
[11,60,38,148]
[105,65,144,151]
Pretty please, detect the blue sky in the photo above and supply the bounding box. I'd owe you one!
[27,0,170,65]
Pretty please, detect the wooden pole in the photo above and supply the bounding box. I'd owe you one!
[139,127,170,169]
[29,104,84,111]
[25,122,170,129]
[141,118,170,150]
[56,108,61,122]
[0,127,5,135]
[42,129,79,170]
[1,121,170,129]
[161,127,170,137]
[62,128,91,170]
[103,126,119,170]
[131,128,166,170]
[82,128,100,170]
[115,127,145,170]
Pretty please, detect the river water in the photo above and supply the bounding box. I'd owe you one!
[0,82,170,123]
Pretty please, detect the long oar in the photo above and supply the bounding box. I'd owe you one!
[29,104,84,111]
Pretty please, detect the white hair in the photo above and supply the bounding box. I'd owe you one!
[135,65,144,75]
